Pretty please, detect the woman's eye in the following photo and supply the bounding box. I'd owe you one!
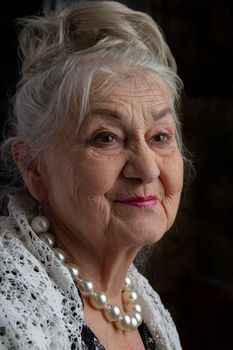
[153,133,170,144]
[91,132,117,147]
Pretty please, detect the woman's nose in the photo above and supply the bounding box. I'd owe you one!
[123,144,160,184]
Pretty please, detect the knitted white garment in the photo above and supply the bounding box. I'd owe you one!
[0,193,182,350]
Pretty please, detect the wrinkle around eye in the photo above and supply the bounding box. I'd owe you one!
[89,130,125,150]
[92,132,116,145]
[152,132,171,144]
[148,135,179,156]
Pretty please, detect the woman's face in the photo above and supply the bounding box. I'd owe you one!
[40,74,183,250]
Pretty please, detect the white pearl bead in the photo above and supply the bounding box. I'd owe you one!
[122,289,138,304]
[39,232,55,247]
[130,316,138,330]
[124,276,132,289]
[90,292,108,309]
[103,304,121,322]
[78,279,94,295]
[31,216,50,234]
[125,302,142,314]
[116,314,131,331]
[31,215,142,331]
[66,263,80,280]
[134,312,142,326]
[53,248,66,263]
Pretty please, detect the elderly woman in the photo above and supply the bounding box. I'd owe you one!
[0,1,184,349]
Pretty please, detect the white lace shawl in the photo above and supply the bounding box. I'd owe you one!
[0,193,182,350]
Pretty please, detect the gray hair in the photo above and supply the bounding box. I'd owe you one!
[1,0,186,192]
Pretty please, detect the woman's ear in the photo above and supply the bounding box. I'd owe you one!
[12,138,48,202]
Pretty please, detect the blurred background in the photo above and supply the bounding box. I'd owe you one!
[0,0,232,349]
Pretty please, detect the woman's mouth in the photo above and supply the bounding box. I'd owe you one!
[114,195,158,208]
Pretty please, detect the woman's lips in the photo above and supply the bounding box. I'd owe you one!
[114,195,158,208]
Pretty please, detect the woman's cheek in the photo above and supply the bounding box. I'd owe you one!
[74,150,125,195]
[162,154,183,196]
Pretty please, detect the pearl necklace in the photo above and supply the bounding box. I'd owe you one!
[31,215,143,331]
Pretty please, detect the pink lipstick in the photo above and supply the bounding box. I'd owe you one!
[114,195,157,209]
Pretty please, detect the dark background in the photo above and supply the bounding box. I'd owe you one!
[0,1,232,349]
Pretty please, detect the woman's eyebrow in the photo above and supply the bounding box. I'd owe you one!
[89,108,124,120]
[89,107,173,121]
[151,107,173,121]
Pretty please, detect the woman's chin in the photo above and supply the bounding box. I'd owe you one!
[133,226,166,246]
[110,215,167,248]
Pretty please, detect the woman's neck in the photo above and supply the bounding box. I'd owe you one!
[51,221,140,303]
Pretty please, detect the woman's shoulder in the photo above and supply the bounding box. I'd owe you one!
[0,205,84,349]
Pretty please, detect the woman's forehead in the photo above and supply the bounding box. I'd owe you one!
[91,72,171,106]
[66,71,174,139]
[81,79,174,131]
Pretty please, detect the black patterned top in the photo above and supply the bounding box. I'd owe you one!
[81,321,157,349]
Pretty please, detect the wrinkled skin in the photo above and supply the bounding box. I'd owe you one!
[15,72,183,350]
[38,75,183,255]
